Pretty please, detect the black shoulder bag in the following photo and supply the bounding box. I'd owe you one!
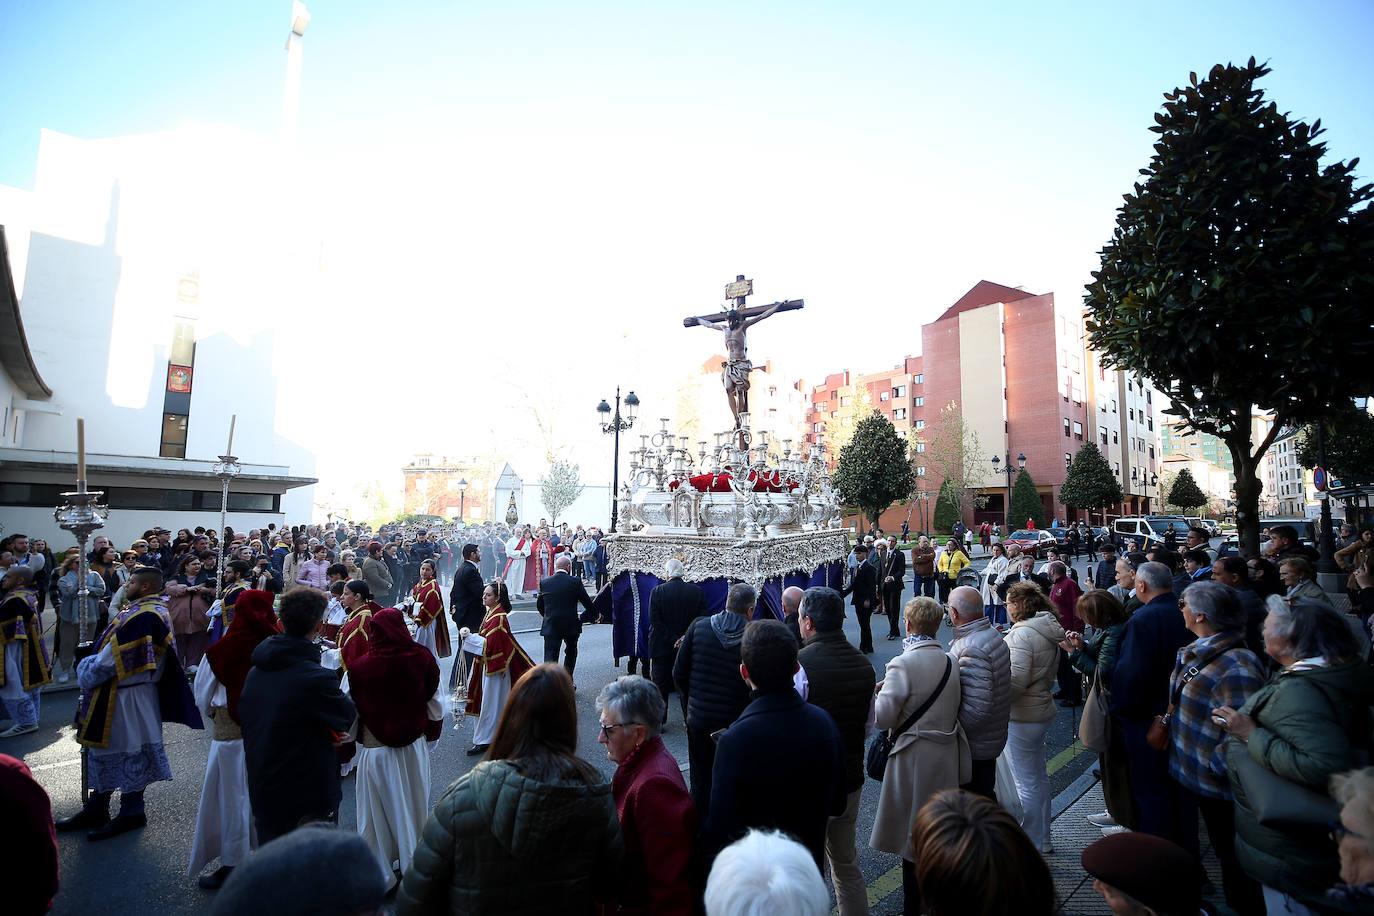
[866,654,953,782]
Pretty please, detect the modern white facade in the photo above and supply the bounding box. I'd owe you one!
[1087,351,1165,515]
[0,126,317,548]
[1269,427,1324,519]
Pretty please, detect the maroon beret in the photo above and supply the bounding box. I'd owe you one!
[1081,832,1203,913]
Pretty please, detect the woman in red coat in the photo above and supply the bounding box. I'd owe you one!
[595,674,696,916]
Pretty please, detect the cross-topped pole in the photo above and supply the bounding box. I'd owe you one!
[684,276,804,445]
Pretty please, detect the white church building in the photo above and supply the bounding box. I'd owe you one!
[0,126,319,547]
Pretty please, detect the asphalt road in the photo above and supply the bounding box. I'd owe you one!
[11,556,1100,915]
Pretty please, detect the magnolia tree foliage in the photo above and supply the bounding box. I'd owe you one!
[1166,468,1208,514]
[1059,443,1123,524]
[538,460,585,525]
[833,413,915,530]
[1010,470,1047,530]
[1084,59,1374,556]
[1297,405,1374,484]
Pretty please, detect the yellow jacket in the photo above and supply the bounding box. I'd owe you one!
[939,548,970,580]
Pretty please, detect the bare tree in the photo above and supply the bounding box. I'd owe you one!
[917,402,988,522]
[538,460,586,526]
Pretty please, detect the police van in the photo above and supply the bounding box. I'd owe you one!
[1113,516,1192,551]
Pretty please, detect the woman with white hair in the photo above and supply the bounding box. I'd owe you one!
[704,829,828,916]
[595,675,695,915]
[1216,596,1374,913]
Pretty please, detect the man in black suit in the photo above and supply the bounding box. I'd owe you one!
[879,535,906,641]
[840,544,877,653]
[647,559,709,724]
[536,553,595,681]
[780,585,805,646]
[448,543,485,634]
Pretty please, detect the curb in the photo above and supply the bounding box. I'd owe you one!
[1050,765,1100,821]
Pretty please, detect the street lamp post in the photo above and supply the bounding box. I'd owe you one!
[457,478,468,524]
[597,388,640,534]
[991,452,1026,528]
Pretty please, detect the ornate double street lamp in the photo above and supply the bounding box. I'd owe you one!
[991,452,1026,527]
[597,388,640,534]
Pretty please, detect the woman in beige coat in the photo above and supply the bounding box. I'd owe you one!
[1003,581,1066,854]
[870,596,970,916]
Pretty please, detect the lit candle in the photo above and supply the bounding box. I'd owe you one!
[76,418,86,483]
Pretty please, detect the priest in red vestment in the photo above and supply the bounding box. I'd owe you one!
[522,527,556,594]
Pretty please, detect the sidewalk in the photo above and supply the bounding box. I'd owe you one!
[1047,774,1223,914]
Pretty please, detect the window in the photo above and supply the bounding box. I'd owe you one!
[915,443,926,453]
[893,408,907,420]
[1100,427,1109,446]
[914,374,924,385]
[1066,453,1073,466]
[1073,421,1083,440]
[916,466,926,476]
[1147,390,1152,404]
[915,420,925,431]
[1148,417,1153,431]
[1111,400,1117,413]
[1064,418,1071,437]
[160,413,188,458]
[1149,446,1155,460]
[913,396,924,407]
[879,391,890,401]
[1113,430,1119,444]
[893,385,907,398]
[1128,408,1134,422]
[840,396,851,407]
[816,402,827,412]
[813,422,823,433]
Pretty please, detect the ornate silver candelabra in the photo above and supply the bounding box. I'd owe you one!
[54,486,109,645]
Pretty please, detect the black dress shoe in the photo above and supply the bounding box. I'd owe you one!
[87,813,147,841]
[198,865,234,889]
[887,634,899,641]
[466,744,489,757]
[56,808,110,832]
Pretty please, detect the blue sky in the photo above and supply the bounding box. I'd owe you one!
[4,1,1372,488]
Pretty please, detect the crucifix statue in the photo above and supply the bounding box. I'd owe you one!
[684,275,803,436]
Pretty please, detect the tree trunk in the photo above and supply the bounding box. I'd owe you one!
[1229,438,1264,558]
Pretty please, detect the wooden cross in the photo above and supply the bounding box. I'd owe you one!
[682,275,805,328]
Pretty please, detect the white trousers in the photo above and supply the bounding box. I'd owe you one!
[1006,717,1053,850]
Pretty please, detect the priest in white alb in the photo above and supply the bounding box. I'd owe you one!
[504,526,532,598]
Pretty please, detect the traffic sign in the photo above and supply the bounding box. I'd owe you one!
[1312,467,1327,491]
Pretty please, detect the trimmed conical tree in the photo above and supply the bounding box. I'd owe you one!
[1010,469,1047,529]
[1166,468,1208,514]
[833,414,915,530]
[932,482,961,533]
[1059,442,1123,524]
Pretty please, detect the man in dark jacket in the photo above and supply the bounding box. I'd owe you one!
[647,559,708,725]
[536,554,595,681]
[673,582,755,815]
[1108,561,1192,842]
[1211,557,1272,672]
[840,544,877,653]
[780,586,804,645]
[796,588,876,915]
[239,588,356,844]
[879,535,906,641]
[448,543,485,633]
[1094,542,1118,590]
[704,619,846,873]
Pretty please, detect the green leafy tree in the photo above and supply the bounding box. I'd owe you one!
[538,460,585,526]
[932,481,961,533]
[833,414,915,530]
[1297,406,1374,484]
[916,402,989,524]
[1010,470,1047,530]
[1166,468,1208,514]
[1059,443,1123,525]
[1084,59,1374,556]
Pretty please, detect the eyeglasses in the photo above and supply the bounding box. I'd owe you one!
[1329,819,1368,844]
[599,722,638,740]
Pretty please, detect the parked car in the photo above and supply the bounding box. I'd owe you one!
[1219,517,1318,557]
[1004,529,1059,558]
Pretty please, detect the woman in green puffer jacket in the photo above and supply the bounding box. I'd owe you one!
[1216,597,1374,913]
[397,664,624,915]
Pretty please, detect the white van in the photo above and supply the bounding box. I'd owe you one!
[1113,516,1191,551]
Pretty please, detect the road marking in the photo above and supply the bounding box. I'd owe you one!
[856,740,1093,911]
[29,757,81,774]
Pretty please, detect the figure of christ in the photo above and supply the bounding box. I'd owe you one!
[684,303,780,429]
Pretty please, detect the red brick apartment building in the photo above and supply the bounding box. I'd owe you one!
[811,280,1138,531]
